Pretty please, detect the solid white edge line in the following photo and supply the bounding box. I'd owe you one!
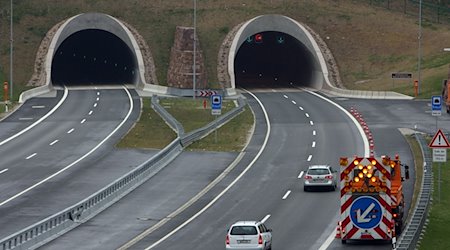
[26,153,37,160]
[0,169,8,174]
[305,90,369,250]
[298,171,304,179]
[144,89,272,250]
[282,190,291,200]
[261,214,271,224]
[0,86,134,207]
[49,140,59,146]
[67,128,74,134]
[0,87,68,147]
[307,155,312,162]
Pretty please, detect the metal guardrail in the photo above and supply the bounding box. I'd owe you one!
[395,133,433,249]
[0,95,247,250]
[180,98,246,147]
[151,95,184,136]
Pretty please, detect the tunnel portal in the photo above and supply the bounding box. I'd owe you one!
[234,31,315,89]
[51,29,137,86]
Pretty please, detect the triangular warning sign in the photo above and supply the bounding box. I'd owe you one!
[429,129,450,148]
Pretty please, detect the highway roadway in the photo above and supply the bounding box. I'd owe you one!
[44,88,394,250]
[3,87,433,249]
[0,86,142,239]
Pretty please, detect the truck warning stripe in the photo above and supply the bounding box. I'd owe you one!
[374,225,389,240]
[344,226,359,240]
[340,197,353,214]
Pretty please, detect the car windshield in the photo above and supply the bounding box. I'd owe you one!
[230,226,258,235]
[308,168,330,175]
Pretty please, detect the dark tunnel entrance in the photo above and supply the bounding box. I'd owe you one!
[234,31,315,89]
[51,29,137,86]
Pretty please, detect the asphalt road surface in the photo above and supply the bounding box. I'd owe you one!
[0,86,142,239]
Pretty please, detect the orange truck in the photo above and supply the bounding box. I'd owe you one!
[338,155,409,244]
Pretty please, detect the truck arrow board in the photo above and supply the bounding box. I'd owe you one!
[350,196,383,229]
[356,203,375,223]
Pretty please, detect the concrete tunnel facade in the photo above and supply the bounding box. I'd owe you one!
[221,14,333,96]
[22,13,336,101]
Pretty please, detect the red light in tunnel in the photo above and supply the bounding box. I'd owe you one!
[255,33,263,43]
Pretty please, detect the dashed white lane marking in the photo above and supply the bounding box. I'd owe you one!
[26,153,37,160]
[298,171,304,179]
[97,92,100,96]
[0,169,8,175]
[88,110,93,115]
[312,141,316,148]
[291,100,297,105]
[96,97,100,101]
[0,87,68,147]
[32,105,45,109]
[299,106,304,111]
[49,140,59,146]
[140,89,271,250]
[310,121,314,126]
[81,119,86,124]
[261,214,271,223]
[283,95,288,99]
[0,86,134,208]
[307,155,312,162]
[282,190,292,200]
[19,118,33,121]
[94,103,98,108]
[313,130,316,136]
[305,113,310,118]
[67,128,74,134]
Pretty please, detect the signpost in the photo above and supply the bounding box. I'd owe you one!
[391,72,412,88]
[211,94,222,143]
[429,129,450,202]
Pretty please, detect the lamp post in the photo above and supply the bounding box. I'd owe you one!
[193,0,197,99]
[9,0,13,102]
[417,0,422,95]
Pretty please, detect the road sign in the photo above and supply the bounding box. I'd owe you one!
[429,129,450,148]
[211,94,222,116]
[391,72,412,79]
[431,96,442,116]
[433,148,447,162]
[197,90,218,97]
[350,196,383,229]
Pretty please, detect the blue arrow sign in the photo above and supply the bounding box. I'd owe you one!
[350,196,383,229]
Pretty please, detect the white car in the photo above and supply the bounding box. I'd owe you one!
[226,221,272,250]
[303,165,338,191]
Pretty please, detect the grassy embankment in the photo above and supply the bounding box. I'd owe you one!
[117,97,253,152]
[0,1,449,103]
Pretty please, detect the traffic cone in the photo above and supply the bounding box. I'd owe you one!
[335,222,341,239]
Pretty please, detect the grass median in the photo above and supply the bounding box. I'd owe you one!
[117,97,254,152]
[419,146,450,249]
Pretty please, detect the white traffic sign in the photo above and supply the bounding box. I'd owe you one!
[433,148,447,162]
[429,129,450,148]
